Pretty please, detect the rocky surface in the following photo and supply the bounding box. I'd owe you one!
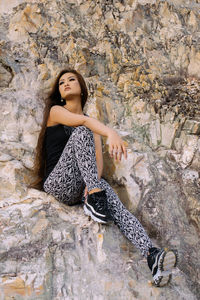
[0,190,196,300]
[0,0,200,299]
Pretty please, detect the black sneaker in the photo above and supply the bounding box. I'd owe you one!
[84,190,112,224]
[147,247,178,287]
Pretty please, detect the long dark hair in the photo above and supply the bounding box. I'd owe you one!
[32,69,88,190]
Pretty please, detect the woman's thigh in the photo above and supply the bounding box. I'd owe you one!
[43,137,85,205]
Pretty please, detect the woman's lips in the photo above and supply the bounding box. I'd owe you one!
[65,87,71,91]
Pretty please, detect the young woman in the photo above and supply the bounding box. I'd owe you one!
[33,69,178,287]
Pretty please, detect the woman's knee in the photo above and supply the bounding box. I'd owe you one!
[72,125,93,140]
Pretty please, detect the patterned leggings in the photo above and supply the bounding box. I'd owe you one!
[43,126,153,257]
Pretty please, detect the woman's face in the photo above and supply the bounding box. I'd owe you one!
[58,72,82,100]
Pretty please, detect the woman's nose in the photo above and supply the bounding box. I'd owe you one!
[64,82,70,87]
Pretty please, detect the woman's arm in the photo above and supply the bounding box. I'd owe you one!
[50,105,112,136]
[49,105,127,160]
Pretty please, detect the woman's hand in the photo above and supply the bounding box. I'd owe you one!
[107,129,127,161]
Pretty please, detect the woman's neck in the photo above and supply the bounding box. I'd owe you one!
[63,101,83,115]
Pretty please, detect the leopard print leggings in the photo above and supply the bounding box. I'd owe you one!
[43,126,153,257]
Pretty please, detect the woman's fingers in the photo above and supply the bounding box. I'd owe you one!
[122,143,127,160]
[111,146,119,160]
[118,149,122,161]
[109,144,127,161]
[108,133,128,161]
[115,149,118,161]
[117,144,126,161]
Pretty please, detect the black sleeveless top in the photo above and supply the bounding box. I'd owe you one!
[44,124,75,182]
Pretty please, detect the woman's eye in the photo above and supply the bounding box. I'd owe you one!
[69,78,75,81]
[59,82,64,85]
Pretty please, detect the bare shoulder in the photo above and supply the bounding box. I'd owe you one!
[47,106,64,126]
[50,105,64,114]
[48,105,86,127]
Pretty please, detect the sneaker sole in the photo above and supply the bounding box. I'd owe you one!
[153,272,172,287]
[156,250,178,287]
[84,204,108,224]
[161,250,178,271]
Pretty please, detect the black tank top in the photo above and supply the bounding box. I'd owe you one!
[44,124,75,182]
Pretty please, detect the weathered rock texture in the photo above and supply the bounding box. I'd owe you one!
[0,0,200,299]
